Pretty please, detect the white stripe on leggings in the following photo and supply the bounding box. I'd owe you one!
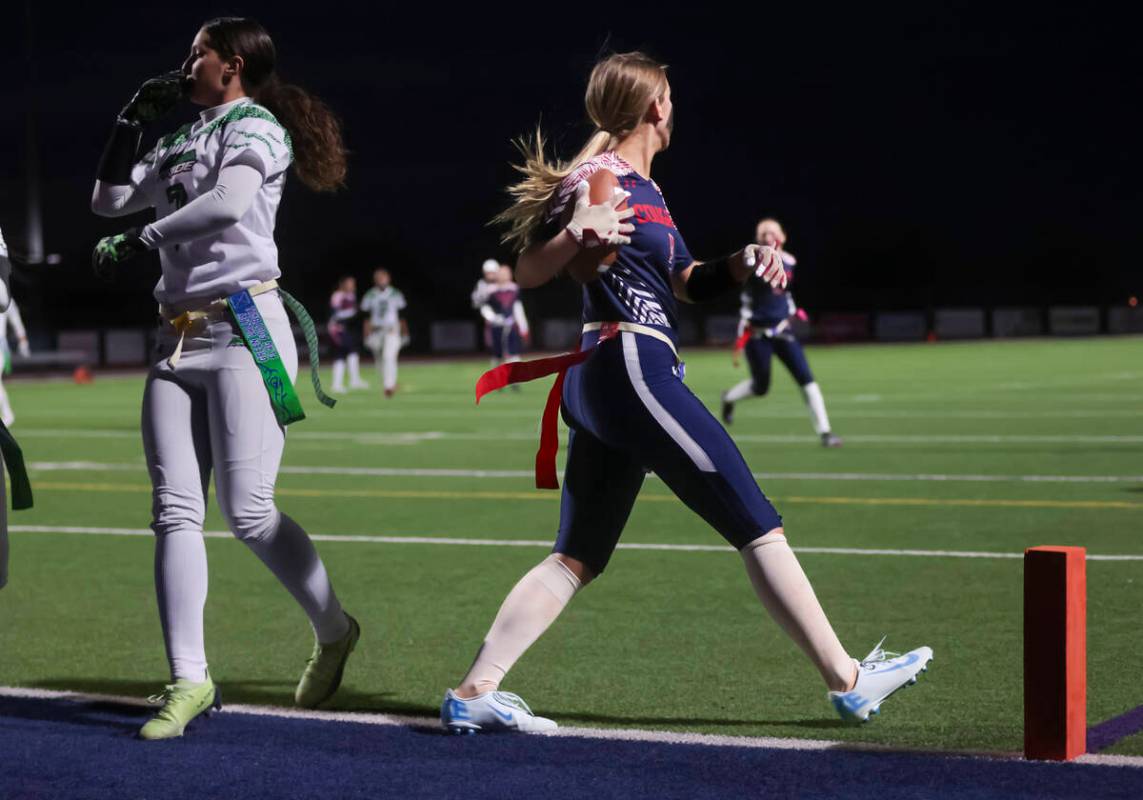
[621,332,715,473]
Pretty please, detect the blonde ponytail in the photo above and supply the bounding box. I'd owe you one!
[494,52,668,252]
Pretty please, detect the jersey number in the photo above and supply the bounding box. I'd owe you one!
[166,183,189,210]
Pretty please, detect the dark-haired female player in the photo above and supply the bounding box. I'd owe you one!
[442,52,931,734]
[92,17,358,739]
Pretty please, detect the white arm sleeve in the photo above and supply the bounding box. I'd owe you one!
[480,304,502,325]
[513,300,529,336]
[90,181,153,218]
[138,162,264,249]
[91,144,159,218]
[6,300,26,341]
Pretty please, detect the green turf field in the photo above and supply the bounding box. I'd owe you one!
[1,336,1140,754]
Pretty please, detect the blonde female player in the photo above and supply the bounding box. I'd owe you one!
[441,52,932,734]
[91,17,358,739]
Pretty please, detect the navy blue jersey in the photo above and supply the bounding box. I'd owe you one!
[546,152,693,340]
[486,283,521,319]
[741,251,797,327]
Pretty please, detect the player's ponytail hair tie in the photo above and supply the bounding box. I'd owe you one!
[200,16,347,192]
[496,52,668,252]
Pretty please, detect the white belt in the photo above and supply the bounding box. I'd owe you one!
[582,321,679,360]
[160,279,280,367]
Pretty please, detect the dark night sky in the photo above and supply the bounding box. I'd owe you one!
[1,3,1138,335]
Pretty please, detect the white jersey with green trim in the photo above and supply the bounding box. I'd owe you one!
[360,286,406,331]
[131,97,293,307]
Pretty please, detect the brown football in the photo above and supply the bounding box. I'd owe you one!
[563,169,625,284]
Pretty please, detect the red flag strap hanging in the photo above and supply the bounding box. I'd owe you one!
[475,322,638,489]
[734,325,753,354]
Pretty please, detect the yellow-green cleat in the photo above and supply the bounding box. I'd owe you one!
[138,673,221,740]
[295,614,360,708]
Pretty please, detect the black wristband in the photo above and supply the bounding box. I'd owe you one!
[684,256,737,302]
[96,119,143,184]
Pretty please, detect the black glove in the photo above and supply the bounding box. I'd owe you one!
[92,228,147,281]
[119,70,189,126]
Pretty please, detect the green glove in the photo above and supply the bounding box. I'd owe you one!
[120,70,189,126]
[92,229,147,281]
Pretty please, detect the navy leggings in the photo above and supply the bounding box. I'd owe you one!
[555,331,782,575]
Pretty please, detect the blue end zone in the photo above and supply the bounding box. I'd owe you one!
[1,695,1139,800]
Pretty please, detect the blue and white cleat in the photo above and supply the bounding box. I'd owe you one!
[828,637,933,723]
[441,688,558,734]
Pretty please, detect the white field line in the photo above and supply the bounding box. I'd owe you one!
[10,526,1143,561]
[0,687,1139,769]
[26,461,1143,485]
[16,428,1143,445]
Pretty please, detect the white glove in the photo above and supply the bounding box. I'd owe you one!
[566,181,636,248]
[744,245,787,290]
[18,339,30,359]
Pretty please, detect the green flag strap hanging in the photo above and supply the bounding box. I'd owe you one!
[0,419,33,510]
[279,288,337,410]
[227,288,307,426]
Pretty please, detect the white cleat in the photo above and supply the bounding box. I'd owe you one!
[828,637,933,723]
[440,688,558,735]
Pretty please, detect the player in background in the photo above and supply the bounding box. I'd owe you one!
[0,225,34,593]
[721,219,842,447]
[0,296,31,427]
[328,275,369,393]
[0,226,11,588]
[360,268,407,398]
[441,52,931,735]
[480,264,530,368]
[471,258,500,311]
[90,16,358,739]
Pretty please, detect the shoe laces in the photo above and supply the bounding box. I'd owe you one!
[146,684,178,706]
[146,683,199,721]
[492,691,535,716]
[859,636,902,666]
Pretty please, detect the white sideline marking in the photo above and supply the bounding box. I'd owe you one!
[27,461,1143,485]
[16,428,1143,446]
[10,526,1143,561]
[1,687,1140,768]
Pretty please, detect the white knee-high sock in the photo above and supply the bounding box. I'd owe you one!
[0,379,13,425]
[331,360,346,391]
[458,555,581,696]
[155,530,210,683]
[725,378,756,403]
[347,353,364,384]
[801,382,832,435]
[242,512,349,644]
[740,532,855,691]
[0,453,8,589]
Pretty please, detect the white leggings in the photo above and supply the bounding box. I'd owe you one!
[142,292,347,682]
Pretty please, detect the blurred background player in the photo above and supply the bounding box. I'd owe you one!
[360,268,408,398]
[0,225,10,588]
[328,275,369,393]
[0,294,32,427]
[480,264,530,369]
[90,16,358,739]
[442,52,930,735]
[721,218,842,448]
[471,258,499,311]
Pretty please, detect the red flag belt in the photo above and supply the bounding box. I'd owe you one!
[475,322,621,490]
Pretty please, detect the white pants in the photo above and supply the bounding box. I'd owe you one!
[143,292,346,681]
[370,330,401,391]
